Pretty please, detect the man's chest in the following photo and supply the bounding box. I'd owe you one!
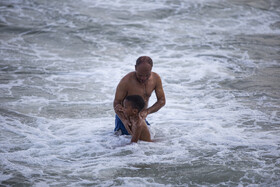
[127,81,155,99]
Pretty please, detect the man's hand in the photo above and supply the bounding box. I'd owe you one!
[115,104,133,134]
[115,104,123,112]
[140,109,148,119]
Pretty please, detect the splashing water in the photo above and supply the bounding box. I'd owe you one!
[0,0,280,186]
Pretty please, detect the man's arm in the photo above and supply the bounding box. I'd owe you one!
[113,78,126,111]
[113,78,133,134]
[141,73,166,118]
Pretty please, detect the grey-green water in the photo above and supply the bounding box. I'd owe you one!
[0,0,280,186]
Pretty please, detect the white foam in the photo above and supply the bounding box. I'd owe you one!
[1,0,280,186]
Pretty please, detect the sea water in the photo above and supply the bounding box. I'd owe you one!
[0,0,279,186]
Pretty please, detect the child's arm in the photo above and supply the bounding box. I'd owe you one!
[131,120,143,143]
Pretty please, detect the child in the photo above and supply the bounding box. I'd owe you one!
[119,95,152,143]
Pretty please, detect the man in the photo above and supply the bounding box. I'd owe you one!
[113,56,166,135]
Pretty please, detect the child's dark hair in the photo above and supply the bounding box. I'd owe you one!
[125,95,145,112]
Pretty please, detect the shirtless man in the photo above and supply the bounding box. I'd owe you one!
[113,56,166,135]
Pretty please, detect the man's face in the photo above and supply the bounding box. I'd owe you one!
[135,62,152,84]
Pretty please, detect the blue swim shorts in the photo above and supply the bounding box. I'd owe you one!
[114,114,150,135]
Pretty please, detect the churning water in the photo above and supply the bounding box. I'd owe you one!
[0,0,280,186]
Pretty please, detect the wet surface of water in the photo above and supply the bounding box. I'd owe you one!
[0,0,280,186]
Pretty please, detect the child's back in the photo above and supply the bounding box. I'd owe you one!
[131,119,151,143]
[138,120,152,142]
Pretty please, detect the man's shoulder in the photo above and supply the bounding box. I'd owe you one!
[151,72,161,80]
[122,72,134,79]
[152,71,159,77]
[119,72,135,83]
[126,71,135,77]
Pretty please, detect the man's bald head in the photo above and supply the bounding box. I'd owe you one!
[136,56,153,67]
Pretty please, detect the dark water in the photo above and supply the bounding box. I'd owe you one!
[0,0,280,186]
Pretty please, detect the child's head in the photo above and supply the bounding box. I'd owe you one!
[123,95,145,117]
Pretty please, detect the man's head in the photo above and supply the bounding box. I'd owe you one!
[135,56,153,84]
[123,95,145,117]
